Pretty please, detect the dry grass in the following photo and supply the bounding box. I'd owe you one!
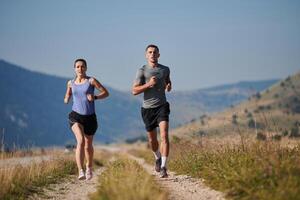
[90,156,168,200]
[0,153,76,200]
[129,137,300,200]
[174,138,300,200]
[0,147,62,160]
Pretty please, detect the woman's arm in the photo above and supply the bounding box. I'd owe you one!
[64,80,72,104]
[88,78,109,101]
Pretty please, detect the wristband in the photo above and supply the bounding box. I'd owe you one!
[94,95,97,100]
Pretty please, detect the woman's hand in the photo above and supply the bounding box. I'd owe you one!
[87,94,95,102]
[64,97,69,104]
[64,80,72,104]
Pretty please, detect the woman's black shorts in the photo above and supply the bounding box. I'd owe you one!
[68,111,98,135]
[141,102,170,132]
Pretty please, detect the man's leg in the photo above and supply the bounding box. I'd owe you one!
[159,121,169,177]
[147,129,162,172]
[147,129,159,153]
[159,121,169,157]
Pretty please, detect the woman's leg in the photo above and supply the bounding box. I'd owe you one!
[71,123,85,171]
[84,134,94,169]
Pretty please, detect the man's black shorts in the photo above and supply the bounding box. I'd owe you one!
[68,111,98,135]
[141,102,170,132]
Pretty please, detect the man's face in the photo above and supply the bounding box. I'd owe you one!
[145,47,160,63]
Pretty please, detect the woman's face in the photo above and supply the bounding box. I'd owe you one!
[74,61,87,76]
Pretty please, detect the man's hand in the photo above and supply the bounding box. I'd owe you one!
[165,82,172,92]
[148,76,157,88]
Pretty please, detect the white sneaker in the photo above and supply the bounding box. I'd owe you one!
[78,169,85,180]
[86,167,93,180]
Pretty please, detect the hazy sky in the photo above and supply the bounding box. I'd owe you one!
[0,0,299,91]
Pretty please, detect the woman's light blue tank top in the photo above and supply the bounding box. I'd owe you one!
[71,77,95,115]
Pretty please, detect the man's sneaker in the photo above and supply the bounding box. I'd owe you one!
[160,167,168,178]
[78,169,85,180]
[155,158,162,172]
[86,168,93,180]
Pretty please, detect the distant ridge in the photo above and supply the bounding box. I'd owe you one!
[0,59,277,147]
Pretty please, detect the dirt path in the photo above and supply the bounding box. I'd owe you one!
[14,145,224,200]
[98,145,225,200]
[29,167,105,200]
[128,154,225,200]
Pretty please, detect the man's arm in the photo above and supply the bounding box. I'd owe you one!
[132,76,157,95]
[165,72,172,92]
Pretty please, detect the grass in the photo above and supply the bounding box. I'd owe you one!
[90,157,168,200]
[131,138,300,200]
[0,147,58,160]
[0,154,77,200]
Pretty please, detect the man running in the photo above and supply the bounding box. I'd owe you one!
[132,44,172,178]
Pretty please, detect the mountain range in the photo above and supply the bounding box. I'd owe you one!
[0,60,278,147]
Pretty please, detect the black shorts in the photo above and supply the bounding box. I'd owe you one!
[141,102,170,132]
[68,111,98,135]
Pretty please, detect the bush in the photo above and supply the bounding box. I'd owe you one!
[257,132,267,141]
[289,126,300,138]
[248,118,256,128]
[291,105,300,114]
[282,130,289,137]
[232,114,238,125]
[272,134,282,141]
[172,135,181,144]
[201,119,205,125]
[255,92,261,99]
[247,112,253,118]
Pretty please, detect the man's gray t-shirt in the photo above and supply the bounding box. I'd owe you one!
[135,64,170,109]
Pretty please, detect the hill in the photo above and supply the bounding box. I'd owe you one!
[172,71,300,139]
[168,79,278,127]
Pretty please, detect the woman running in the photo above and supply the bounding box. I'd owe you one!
[64,58,109,180]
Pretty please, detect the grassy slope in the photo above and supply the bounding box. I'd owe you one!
[172,72,300,140]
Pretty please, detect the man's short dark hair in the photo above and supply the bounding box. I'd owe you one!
[145,44,159,52]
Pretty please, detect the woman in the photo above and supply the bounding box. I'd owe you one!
[64,58,109,180]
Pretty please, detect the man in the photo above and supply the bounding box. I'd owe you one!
[132,44,172,178]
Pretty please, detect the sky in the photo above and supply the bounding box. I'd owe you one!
[0,0,299,91]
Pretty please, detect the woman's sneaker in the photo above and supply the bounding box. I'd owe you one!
[78,169,85,180]
[155,157,162,172]
[160,167,168,178]
[86,168,93,180]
